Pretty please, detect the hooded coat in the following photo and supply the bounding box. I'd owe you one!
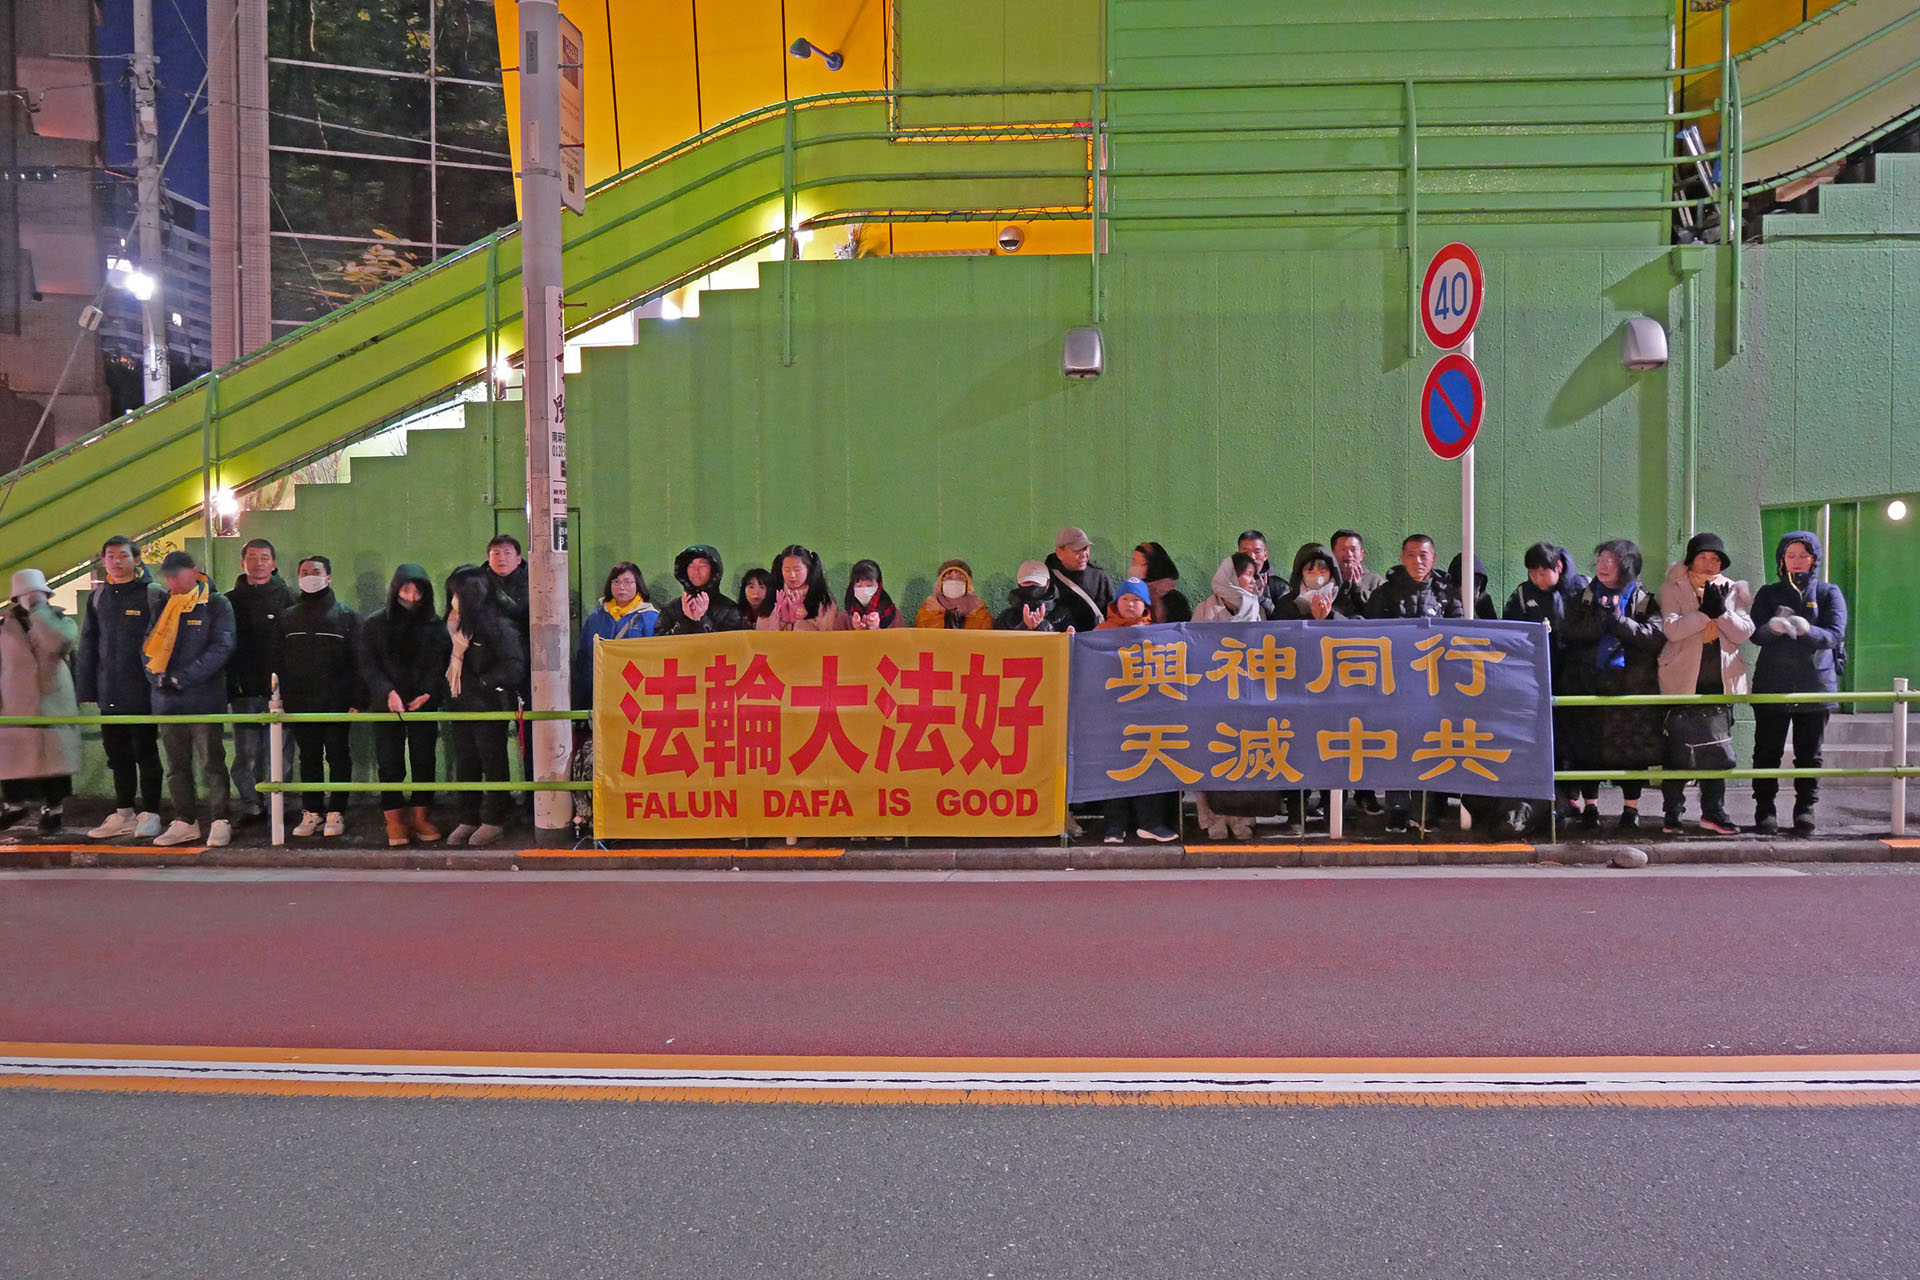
[0,601,82,781]
[358,564,451,713]
[76,569,168,713]
[659,545,747,635]
[1365,565,1453,620]
[1445,554,1499,621]
[915,559,993,630]
[1502,547,1589,681]
[1749,530,1847,707]
[273,583,363,713]
[1045,552,1116,633]
[1560,571,1667,771]
[1287,543,1340,619]
[1192,558,1263,623]
[227,572,296,700]
[1657,541,1754,696]
[144,575,237,716]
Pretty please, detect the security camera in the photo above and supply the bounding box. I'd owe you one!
[996,225,1025,253]
[1621,316,1668,372]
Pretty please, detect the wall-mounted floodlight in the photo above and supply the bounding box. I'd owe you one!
[789,38,844,71]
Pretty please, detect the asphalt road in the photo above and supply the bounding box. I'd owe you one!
[5,866,1919,1278]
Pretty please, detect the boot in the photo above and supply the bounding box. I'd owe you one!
[383,809,411,848]
[407,806,442,843]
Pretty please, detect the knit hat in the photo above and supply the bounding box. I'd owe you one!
[1116,577,1151,607]
[1054,526,1090,551]
[160,550,197,573]
[1683,532,1731,572]
[1015,560,1050,587]
[9,568,50,601]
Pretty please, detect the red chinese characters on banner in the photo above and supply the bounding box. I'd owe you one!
[594,631,1068,839]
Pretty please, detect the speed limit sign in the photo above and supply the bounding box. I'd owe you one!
[1420,242,1483,350]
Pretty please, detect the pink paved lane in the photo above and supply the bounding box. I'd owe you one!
[2,872,1918,1059]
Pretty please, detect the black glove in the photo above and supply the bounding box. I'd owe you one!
[1700,581,1726,618]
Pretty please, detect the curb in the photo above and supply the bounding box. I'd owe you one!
[1,838,1914,872]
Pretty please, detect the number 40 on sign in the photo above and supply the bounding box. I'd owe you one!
[1421,242,1484,351]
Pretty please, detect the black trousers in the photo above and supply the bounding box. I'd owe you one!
[291,722,353,813]
[1103,792,1177,836]
[1662,777,1727,820]
[3,777,72,806]
[100,722,163,812]
[1751,707,1829,814]
[450,720,511,825]
[375,720,440,810]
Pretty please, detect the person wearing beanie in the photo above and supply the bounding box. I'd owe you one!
[1749,531,1848,835]
[1560,540,1666,831]
[916,560,993,630]
[0,568,82,835]
[1046,526,1115,633]
[143,550,237,848]
[1505,544,1591,823]
[996,560,1070,632]
[1657,532,1754,835]
[1095,577,1181,843]
[1129,542,1193,623]
[359,563,452,848]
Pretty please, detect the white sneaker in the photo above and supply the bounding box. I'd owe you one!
[322,811,345,838]
[206,819,232,848]
[134,811,163,839]
[153,820,201,847]
[88,809,138,839]
[291,812,322,837]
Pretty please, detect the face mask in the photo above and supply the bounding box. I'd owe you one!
[854,585,878,606]
[1303,573,1329,591]
[941,578,967,599]
[299,574,328,595]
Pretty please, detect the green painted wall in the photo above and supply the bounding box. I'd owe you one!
[896,0,1103,127]
[1105,0,1674,250]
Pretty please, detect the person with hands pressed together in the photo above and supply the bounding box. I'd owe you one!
[760,545,840,632]
[837,559,902,631]
[915,560,993,630]
[1749,531,1848,835]
[659,545,746,635]
[358,563,451,847]
[1656,532,1754,835]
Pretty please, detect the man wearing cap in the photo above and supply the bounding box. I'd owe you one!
[995,560,1071,632]
[1046,527,1115,633]
[0,569,82,834]
[144,550,238,848]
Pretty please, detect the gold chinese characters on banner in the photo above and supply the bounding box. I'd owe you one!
[593,630,1070,839]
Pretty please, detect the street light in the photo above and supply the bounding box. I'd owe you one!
[788,37,844,71]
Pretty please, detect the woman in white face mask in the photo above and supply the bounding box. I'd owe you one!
[914,559,993,630]
[837,558,902,631]
[1287,543,1341,620]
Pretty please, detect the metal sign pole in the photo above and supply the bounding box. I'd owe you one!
[1459,330,1476,830]
[518,0,573,834]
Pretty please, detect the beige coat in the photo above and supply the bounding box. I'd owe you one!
[0,603,83,781]
[757,600,840,633]
[1656,563,1753,696]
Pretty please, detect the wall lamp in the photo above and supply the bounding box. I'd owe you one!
[789,38,844,71]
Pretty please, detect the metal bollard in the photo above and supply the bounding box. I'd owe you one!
[1329,789,1344,840]
[269,685,285,847]
[1894,678,1910,838]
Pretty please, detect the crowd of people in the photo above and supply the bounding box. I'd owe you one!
[0,521,1848,846]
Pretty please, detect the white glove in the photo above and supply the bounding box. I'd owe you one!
[1787,615,1812,638]
[1767,617,1792,635]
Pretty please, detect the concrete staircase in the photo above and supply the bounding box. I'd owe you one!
[1821,712,1906,774]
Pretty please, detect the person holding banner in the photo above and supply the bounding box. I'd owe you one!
[1095,579,1182,843]
[1657,533,1753,836]
[761,545,840,632]
[1561,540,1666,830]
[915,560,993,630]
[1367,535,1451,620]
[836,559,903,630]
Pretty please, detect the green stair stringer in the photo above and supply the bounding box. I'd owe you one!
[1,92,1091,582]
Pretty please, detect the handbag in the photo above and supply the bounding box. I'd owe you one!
[1666,705,1735,772]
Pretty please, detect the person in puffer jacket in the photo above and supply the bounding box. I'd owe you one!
[574,561,658,709]
[76,536,168,839]
[359,563,452,849]
[995,561,1071,632]
[1657,532,1754,835]
[443,564,528,848]
[658,545,747,635]
[1560,539,1666,831]
[1095,579,1181,844]
[1192,554,1263,623]
[1445,554,1499,620]
[1366,535,1451,620]
[1505,543,1591,823]
[273,555,362,838]
[1287,543,1340,619]
[916,559,993,630]
[1748,530,1848,836]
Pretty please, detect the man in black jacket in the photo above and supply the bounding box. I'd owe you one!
[1046,526,1115,633]
[227,538,295,820]
[486,534,533,802]
[273,555,361,838]
[1366,534,1453,620]
[658,545,748,634]
[75,536,167,840]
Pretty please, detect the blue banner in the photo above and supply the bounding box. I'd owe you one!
[1066,620,1554,801]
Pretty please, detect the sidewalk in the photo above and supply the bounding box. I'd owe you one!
[3,782,1913,872]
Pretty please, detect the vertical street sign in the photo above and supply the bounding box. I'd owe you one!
[558,14,586,215]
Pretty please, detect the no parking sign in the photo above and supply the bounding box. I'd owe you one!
[1420,352,1483,461]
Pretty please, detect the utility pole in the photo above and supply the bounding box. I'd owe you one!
[517,0,572,834]
[131,0,170,404]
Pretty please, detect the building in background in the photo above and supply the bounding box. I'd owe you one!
[95,182,214,418]
[2,0,110,453]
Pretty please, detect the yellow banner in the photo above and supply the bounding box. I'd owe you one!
[593,630,1070,839]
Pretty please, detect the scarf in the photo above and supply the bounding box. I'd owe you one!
[143,573,209,674]
[446,612,472,698]
[1593,581,1637,670]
